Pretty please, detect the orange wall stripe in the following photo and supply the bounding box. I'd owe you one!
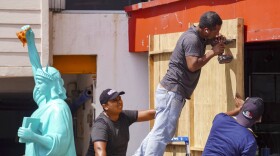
[53,55,96,74]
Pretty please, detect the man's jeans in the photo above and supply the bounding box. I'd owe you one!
[134,85,185,156]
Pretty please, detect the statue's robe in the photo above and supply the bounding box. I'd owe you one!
[25,99,76,156]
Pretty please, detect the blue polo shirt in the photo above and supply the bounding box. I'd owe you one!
[203,113,257,156]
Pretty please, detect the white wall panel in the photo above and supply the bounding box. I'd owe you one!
[0,53,42,67]
[0,0,40,10]
[0,0,48,77]
[0,24,41,38]
[0,67,32,78]
[0,39,41,53]
[0,10,41,24]
[0,53,42,66]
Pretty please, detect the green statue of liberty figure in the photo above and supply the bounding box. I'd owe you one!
[17,25,76,156]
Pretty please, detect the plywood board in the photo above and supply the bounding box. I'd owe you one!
[149,32,183,55]
[149,33,191,153]
[164,144,187,156]
[192,18,244,149]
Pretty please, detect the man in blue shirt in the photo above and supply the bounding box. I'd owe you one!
[203,97,264,156]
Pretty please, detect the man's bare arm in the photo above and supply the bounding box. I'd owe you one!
[186,42,225,72]
[225,94,245,116]
[137,109,156,122]
[94,141,107,156]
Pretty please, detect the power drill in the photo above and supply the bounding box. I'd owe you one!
[217,39,235,64]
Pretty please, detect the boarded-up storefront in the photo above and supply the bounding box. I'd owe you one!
[148,18,244,155]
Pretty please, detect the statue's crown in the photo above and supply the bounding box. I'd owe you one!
[36,69,54,81]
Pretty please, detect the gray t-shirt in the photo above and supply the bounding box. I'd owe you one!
[160,25,207,99]
[88,110,138,156]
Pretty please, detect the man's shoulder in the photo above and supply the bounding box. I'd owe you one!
[95,113,108,121]
[215,113,227,118]
[121,110,138,124]
[213,113,233,122]
[179,29,200,45]
[122,110,137,114]
[92,116,111,131]
[121,110,138,118]
[182,28,198,38]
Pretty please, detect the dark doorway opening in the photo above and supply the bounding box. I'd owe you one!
[245,41,280,155]
[0,93,36,156]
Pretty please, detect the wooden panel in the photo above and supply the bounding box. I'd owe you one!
[53,55,97,74]
[0,0,40,10]
[149,32,183,55]
[191,151,202,156]
[0,24,41,38]
[192,18,244,149]
[149,18,244,154]
[0,39,41,53]
[0,10,41,24]
[164,144,187,156]
[149,34,191,153]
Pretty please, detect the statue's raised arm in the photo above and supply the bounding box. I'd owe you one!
[17,25,42,76]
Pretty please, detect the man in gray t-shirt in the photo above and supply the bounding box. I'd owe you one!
[134,11,226,156]
[87,88,156,156]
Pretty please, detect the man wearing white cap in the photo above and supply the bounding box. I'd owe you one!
[203,97,264,156]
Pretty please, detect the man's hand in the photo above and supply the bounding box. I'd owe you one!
[211,34,226,56]
[225,93,245,116]
[212,42,225,56]
[235,93,244,110]
[211,34,226,46]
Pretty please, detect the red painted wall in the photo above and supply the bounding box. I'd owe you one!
[125,0,280,52]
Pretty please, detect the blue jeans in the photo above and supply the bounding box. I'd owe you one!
[134,85,185,156]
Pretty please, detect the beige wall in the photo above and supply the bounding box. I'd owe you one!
[51,12,150,155]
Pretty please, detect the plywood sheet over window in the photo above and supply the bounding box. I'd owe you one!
[148,18,244,155]
[149,32,191,155]
[192,18,244,151]
[53,55,96,74]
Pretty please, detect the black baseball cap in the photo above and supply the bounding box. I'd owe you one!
[236,97,264,127]
[99,88,125,105]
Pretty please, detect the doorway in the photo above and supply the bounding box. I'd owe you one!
[245,41,280,155]
[0,93,36,156]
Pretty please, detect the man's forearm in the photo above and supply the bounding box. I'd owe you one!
[188,50,215,72]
